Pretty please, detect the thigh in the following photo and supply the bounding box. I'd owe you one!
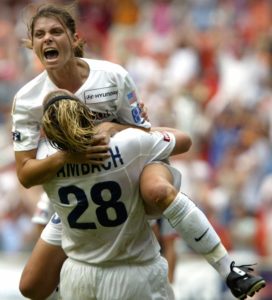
[140,163,173,188]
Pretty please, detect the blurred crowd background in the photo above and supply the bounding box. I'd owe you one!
[0,0,272,299]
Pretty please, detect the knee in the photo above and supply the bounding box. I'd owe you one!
[143,180,177,211]
[19,272,47,299]
[19,276,36,299]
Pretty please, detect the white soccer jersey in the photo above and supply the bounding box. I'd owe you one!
[11,58,150,151]
[39,129,177,265]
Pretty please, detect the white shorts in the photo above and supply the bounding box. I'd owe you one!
[32,192,54,225]
[60,256,175,300]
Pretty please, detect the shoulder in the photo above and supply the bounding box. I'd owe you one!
[15,71,48,100]
[36,138,57,160]
[81,58,128,76]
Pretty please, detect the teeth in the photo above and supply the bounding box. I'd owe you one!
[44,48,55,53]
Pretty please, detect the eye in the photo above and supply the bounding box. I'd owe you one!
[52,28,64,36]
[34,31,44,39]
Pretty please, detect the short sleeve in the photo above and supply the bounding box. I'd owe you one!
[41,213,62,246]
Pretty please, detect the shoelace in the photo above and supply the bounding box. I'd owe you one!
[230,261,257,273]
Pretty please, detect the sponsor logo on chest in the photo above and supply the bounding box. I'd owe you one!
[84,86,118,104]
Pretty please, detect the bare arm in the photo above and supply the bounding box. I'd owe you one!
[15,140,110,188]
[15,150,68,188]
[16,121,145,188]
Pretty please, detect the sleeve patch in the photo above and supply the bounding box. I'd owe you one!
[12,131,21,141]
[127,91,137,104]
[131,106,142,123]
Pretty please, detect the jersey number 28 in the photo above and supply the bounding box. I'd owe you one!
[58,181,128,229]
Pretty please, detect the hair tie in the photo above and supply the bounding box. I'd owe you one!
[43,95,77,113]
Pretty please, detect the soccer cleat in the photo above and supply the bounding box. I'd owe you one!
[226,261,266,299]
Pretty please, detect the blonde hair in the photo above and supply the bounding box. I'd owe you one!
[42,90,97,152]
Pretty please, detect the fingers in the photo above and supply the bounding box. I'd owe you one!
[87,158,110,165]
[65,146,110,164]
[85,145,110,153]
[90,134,110,146]
[81,146,110,163]
[138,102,149,121]
[85,152,110,161]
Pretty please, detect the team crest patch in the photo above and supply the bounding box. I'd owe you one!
[12,131,21,141]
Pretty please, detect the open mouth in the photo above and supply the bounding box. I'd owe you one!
[44,48,59,60]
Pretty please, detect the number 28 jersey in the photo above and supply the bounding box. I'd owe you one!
[38,128,176,265]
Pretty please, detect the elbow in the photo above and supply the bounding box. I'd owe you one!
[17,174,33,189]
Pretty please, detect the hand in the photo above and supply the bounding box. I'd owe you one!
[62,133,110,165]
[94,123,114,140]
[64,144,110,165]
[90,133,110,146]
[95,122,128,137]
[138,102,149,122]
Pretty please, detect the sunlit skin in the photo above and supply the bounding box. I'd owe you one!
[32,17,88,93]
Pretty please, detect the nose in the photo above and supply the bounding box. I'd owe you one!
[44,33,53,44]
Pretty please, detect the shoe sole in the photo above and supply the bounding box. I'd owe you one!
[238,280,266,300]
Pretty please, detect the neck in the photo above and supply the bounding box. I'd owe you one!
[47,58,89,93]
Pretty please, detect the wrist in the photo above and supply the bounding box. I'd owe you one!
[53,150,68,167]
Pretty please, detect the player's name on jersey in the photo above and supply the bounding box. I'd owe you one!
[56,146,124,178]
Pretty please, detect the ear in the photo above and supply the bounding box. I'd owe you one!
[71,33,81,50]
[72,33,79,43]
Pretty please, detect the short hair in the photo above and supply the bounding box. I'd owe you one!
[42,90,97,152]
